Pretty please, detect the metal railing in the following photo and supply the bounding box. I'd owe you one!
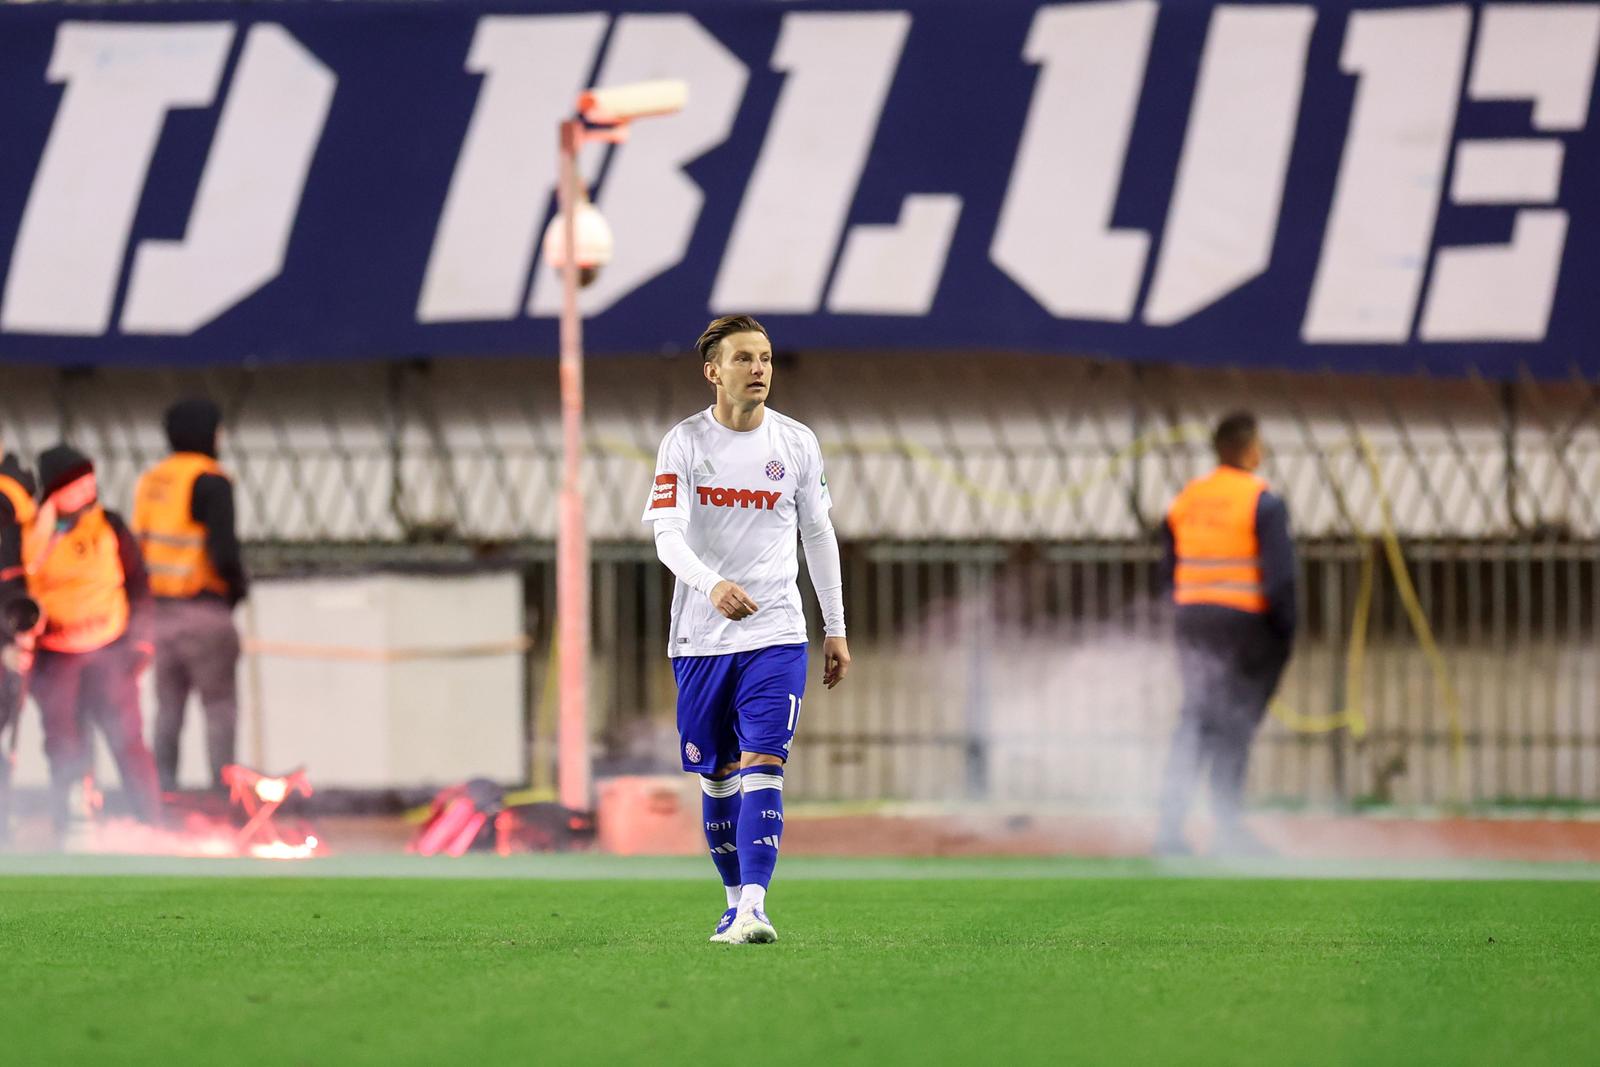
[3,355,1597,806]
[4,357,1597,542]
[539,541,1597,807]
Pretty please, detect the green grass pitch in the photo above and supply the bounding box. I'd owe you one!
[2,856,1597,1066]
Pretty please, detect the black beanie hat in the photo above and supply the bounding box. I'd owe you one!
[164,398,222,456]
[37,444,94,501]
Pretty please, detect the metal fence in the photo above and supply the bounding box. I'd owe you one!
[2,355,1597,806]
[555,540,1598,808]
[5,355,1598,542]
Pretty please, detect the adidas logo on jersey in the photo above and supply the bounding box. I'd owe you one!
[697,486,781,510]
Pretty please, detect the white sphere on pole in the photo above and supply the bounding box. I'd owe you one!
[543,200,614,282]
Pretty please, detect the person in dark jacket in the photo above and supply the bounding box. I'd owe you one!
[25,445,162,840]
[1154,412,1296,857]
[0,444,39,844]
[0,445,39,650]
[0,447,36,607]
[133,399,248,792]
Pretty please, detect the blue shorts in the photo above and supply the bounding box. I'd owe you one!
[672,643,808,773]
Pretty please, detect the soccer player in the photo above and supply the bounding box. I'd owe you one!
[642,315,850,944]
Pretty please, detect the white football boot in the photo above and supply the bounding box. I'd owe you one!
[724,906,777,944]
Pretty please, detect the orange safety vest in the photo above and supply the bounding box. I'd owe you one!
[133,453,230,600]
[0,473,36,584]
[0,473,35,528]
[24,505,129,653]
[1168,466,1269,614]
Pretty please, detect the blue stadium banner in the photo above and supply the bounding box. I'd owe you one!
[0,0,1595,376]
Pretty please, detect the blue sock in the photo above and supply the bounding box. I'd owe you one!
[736,764,784,893]
[700,774,742,892]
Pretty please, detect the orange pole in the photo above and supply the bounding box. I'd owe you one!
[555,118,591,812]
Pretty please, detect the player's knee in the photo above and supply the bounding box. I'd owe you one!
[740,752,783,769]
[700,771,740,798]
[703,762,740,781]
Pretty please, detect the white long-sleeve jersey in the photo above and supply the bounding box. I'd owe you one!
[641,406,844,658]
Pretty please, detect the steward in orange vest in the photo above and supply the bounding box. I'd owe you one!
[24,445,162,837]
[1155,412,1295,858]
[134,399,246,791]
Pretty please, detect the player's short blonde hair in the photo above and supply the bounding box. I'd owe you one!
[697,315,768,364]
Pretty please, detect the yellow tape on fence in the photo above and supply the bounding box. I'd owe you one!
[812,426,1205,512]
[1356,433,1467,800]
[1264,433,1467,801]
[1266,542,1372,739]
[1265,427,1371,741]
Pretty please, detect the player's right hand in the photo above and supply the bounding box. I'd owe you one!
[710,580,759,621]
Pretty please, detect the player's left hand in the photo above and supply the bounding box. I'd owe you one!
[822,636,851,689]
